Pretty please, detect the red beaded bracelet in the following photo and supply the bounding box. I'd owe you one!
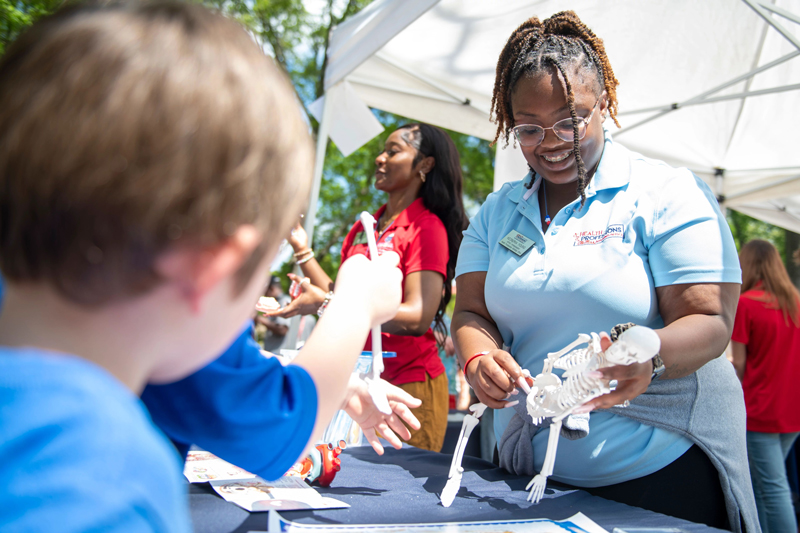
[462,351,490,388]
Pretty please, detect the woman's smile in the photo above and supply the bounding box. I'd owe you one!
[541,148,573,168]
[542,150,571,163]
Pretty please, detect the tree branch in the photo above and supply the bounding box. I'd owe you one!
[314,0,338,100]
[260,15,289,73]
[257,13,314,130]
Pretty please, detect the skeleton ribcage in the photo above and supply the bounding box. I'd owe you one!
[557,372,603,411]
[553,348,593,371]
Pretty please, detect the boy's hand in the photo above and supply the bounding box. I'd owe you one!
[334,252,402,327]
[342,375,421,455]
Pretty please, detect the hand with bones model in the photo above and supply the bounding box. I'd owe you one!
[442,326,660,506]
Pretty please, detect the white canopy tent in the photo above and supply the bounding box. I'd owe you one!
[304,0,800,239]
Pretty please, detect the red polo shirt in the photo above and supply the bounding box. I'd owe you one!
[341,198,447,385]
[732,289,800,433]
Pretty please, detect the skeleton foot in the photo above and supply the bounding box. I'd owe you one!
[526,474,548,503]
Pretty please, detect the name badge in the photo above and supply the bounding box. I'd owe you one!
[353,231,369,246]
[499,230,535,256]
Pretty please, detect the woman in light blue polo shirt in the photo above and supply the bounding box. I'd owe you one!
[453,11,756,533]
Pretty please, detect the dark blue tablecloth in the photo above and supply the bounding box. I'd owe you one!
[189,446,726,533]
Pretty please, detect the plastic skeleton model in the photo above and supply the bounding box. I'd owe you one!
[358,211,392,415]
[521,326,659,502]
[286,440,347,487]
[438,326,660,507]
[440,403,487,507]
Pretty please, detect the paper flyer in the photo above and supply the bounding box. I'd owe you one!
[185,451,349,513]
[211,478,350,512]
[184,451,257,483]
[257,510,609,533]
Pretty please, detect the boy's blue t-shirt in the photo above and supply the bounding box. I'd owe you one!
[141,325,319,481]
[0,348,190,533]
[0,275,319,482]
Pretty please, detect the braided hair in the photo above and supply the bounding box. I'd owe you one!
[397,123,468,346]
[490,11,620,205]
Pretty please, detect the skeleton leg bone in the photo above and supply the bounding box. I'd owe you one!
[525,418,562,503]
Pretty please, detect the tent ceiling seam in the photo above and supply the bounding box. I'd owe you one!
[725,173,800,201]
[731,205,800,225]
[348,77,475,106]
[728,166,800,174]
[372,52,490,116]
[765,201,800,223]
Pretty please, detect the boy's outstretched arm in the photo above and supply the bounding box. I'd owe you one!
[142,252,405,476]
[292,252,403,452]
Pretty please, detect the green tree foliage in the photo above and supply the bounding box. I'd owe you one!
[207,0,368,108]
[727,209,785,255]
[727,209,800,286]
[1,0,63,56]
[200,0,491,280]
[203,1,495,278]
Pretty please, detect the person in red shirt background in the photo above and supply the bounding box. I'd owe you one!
[731,239,800,533]
[273,123,469,452]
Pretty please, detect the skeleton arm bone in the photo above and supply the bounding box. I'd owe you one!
[545,334,591,374]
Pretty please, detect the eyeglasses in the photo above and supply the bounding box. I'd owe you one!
[511,95,603,147]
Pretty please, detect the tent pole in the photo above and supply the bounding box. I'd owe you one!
[616,50,798,135]
[618,84,800,116]
[617,1,799,135]
[304,89,334,249]
[284,89,333,351]
[759,2,800,25]
[715,168,726,204]
[743,0,800,52]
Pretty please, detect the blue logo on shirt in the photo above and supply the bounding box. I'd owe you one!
[573,224,624,246]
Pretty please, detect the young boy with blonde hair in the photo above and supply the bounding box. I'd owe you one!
[0,2,405,530]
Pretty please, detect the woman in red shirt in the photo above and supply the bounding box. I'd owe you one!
[278,123,468,452]
[731,239,800,533]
